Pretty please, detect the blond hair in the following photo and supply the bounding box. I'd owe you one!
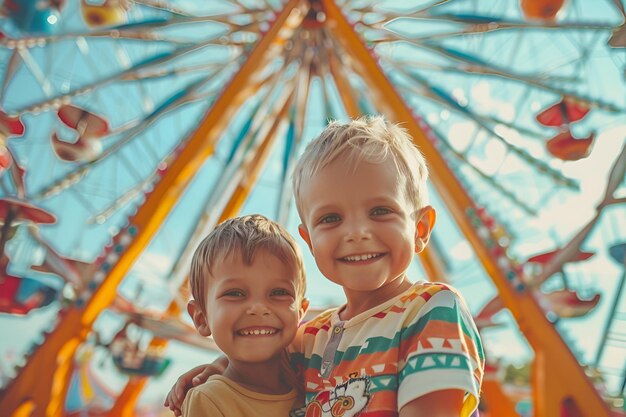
[189,214,306,314]
[292,115,429,219]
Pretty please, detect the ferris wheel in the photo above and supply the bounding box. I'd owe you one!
[0,0,625,416]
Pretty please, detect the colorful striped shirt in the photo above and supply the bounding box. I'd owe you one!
[290,282,484,417]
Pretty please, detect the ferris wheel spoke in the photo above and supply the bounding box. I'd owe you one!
[276,60,312,224]
[1,27,188,47]
[32,74,222,200]
[15,48,54,98]
[357,7,620,111]
[314,33,340,121]
[86,176,154,225]
[537,144,626,282]
[106,8,268,31]
[0,7,265,51]
[119,62,228,82]
[352,0,454,18]
[0,50,22,104]
[47,45,295,219]
[162,80,298,302]
[382,38,623,113]
[11,39,248,116]
[431,126,538,216]
[131,0,201,17]
[413,13,618,32]
[325,32,361,117]
[198,77,298,236]
[390,63,578,189]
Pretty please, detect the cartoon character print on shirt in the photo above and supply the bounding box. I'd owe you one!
[301,377,370,417]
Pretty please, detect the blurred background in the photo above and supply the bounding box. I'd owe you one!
[0,0,624,416]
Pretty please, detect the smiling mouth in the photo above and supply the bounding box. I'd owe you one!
[237,328,279,336]
[340,253,384,262]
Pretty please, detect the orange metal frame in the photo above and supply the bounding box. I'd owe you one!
[320,1,611,416]
[327,49,360,119]
[482,379,520,417]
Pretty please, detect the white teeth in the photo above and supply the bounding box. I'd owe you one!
[343,253,380,262]
[239,329,277,336]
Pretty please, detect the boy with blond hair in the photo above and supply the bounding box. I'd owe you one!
[166,116,484,417]
[183,214,308,417]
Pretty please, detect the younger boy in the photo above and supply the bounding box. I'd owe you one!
[166,116,484,417]
[182,214,309,417]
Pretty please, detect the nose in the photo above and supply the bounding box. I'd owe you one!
[343,218,372,242]
[246,301,271,316]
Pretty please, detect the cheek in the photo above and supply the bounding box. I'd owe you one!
[311,232,334,255]
[210,302,236,324]
[397,223,416,243]
[283,313,301,337]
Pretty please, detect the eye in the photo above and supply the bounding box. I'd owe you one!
[222,289,245,298]
[319,214,341,224]
[371,207,392,216]
[271,288,294,298]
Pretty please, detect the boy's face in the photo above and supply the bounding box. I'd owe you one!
[298,156,435,305]
[188,249,306,365]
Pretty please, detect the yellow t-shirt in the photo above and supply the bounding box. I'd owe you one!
[182,375,299,417]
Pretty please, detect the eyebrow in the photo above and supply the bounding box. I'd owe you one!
[310,204,337,215]
[216,276,296,286]
[213,277,248,286]
[268,277,298,287]
[365,196,397,204]
[306,203,339,220]
[311,196,397,213]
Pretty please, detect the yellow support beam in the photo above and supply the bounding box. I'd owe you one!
[0,2,306,416]
[326,47,360,119]
[321,1,611,416]
[419,246,450,285]
[11,401,36,417]
[481,380,520,417]
[218,92,295,225]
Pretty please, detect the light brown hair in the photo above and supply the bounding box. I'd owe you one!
[189,214,306,314]
[292,115,429,221]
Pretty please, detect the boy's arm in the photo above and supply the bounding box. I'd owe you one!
[398,286,484,416]
[164,356,228,416]
[399,389,464,417]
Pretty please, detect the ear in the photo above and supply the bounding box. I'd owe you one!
[299,297,310,320]
[298,224,314,254]
[414,206,436,254]
[188,300,211,337]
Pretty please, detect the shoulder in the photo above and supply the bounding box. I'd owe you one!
[392,282,464,319]
[400,282,478,339]
[187,376,226,397]
[409,281,460,300]
[403,282,470,312]
[396,285,484,416]
[182,379,225,416]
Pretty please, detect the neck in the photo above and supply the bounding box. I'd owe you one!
[340,276,413,320]
[223,355,291,395]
